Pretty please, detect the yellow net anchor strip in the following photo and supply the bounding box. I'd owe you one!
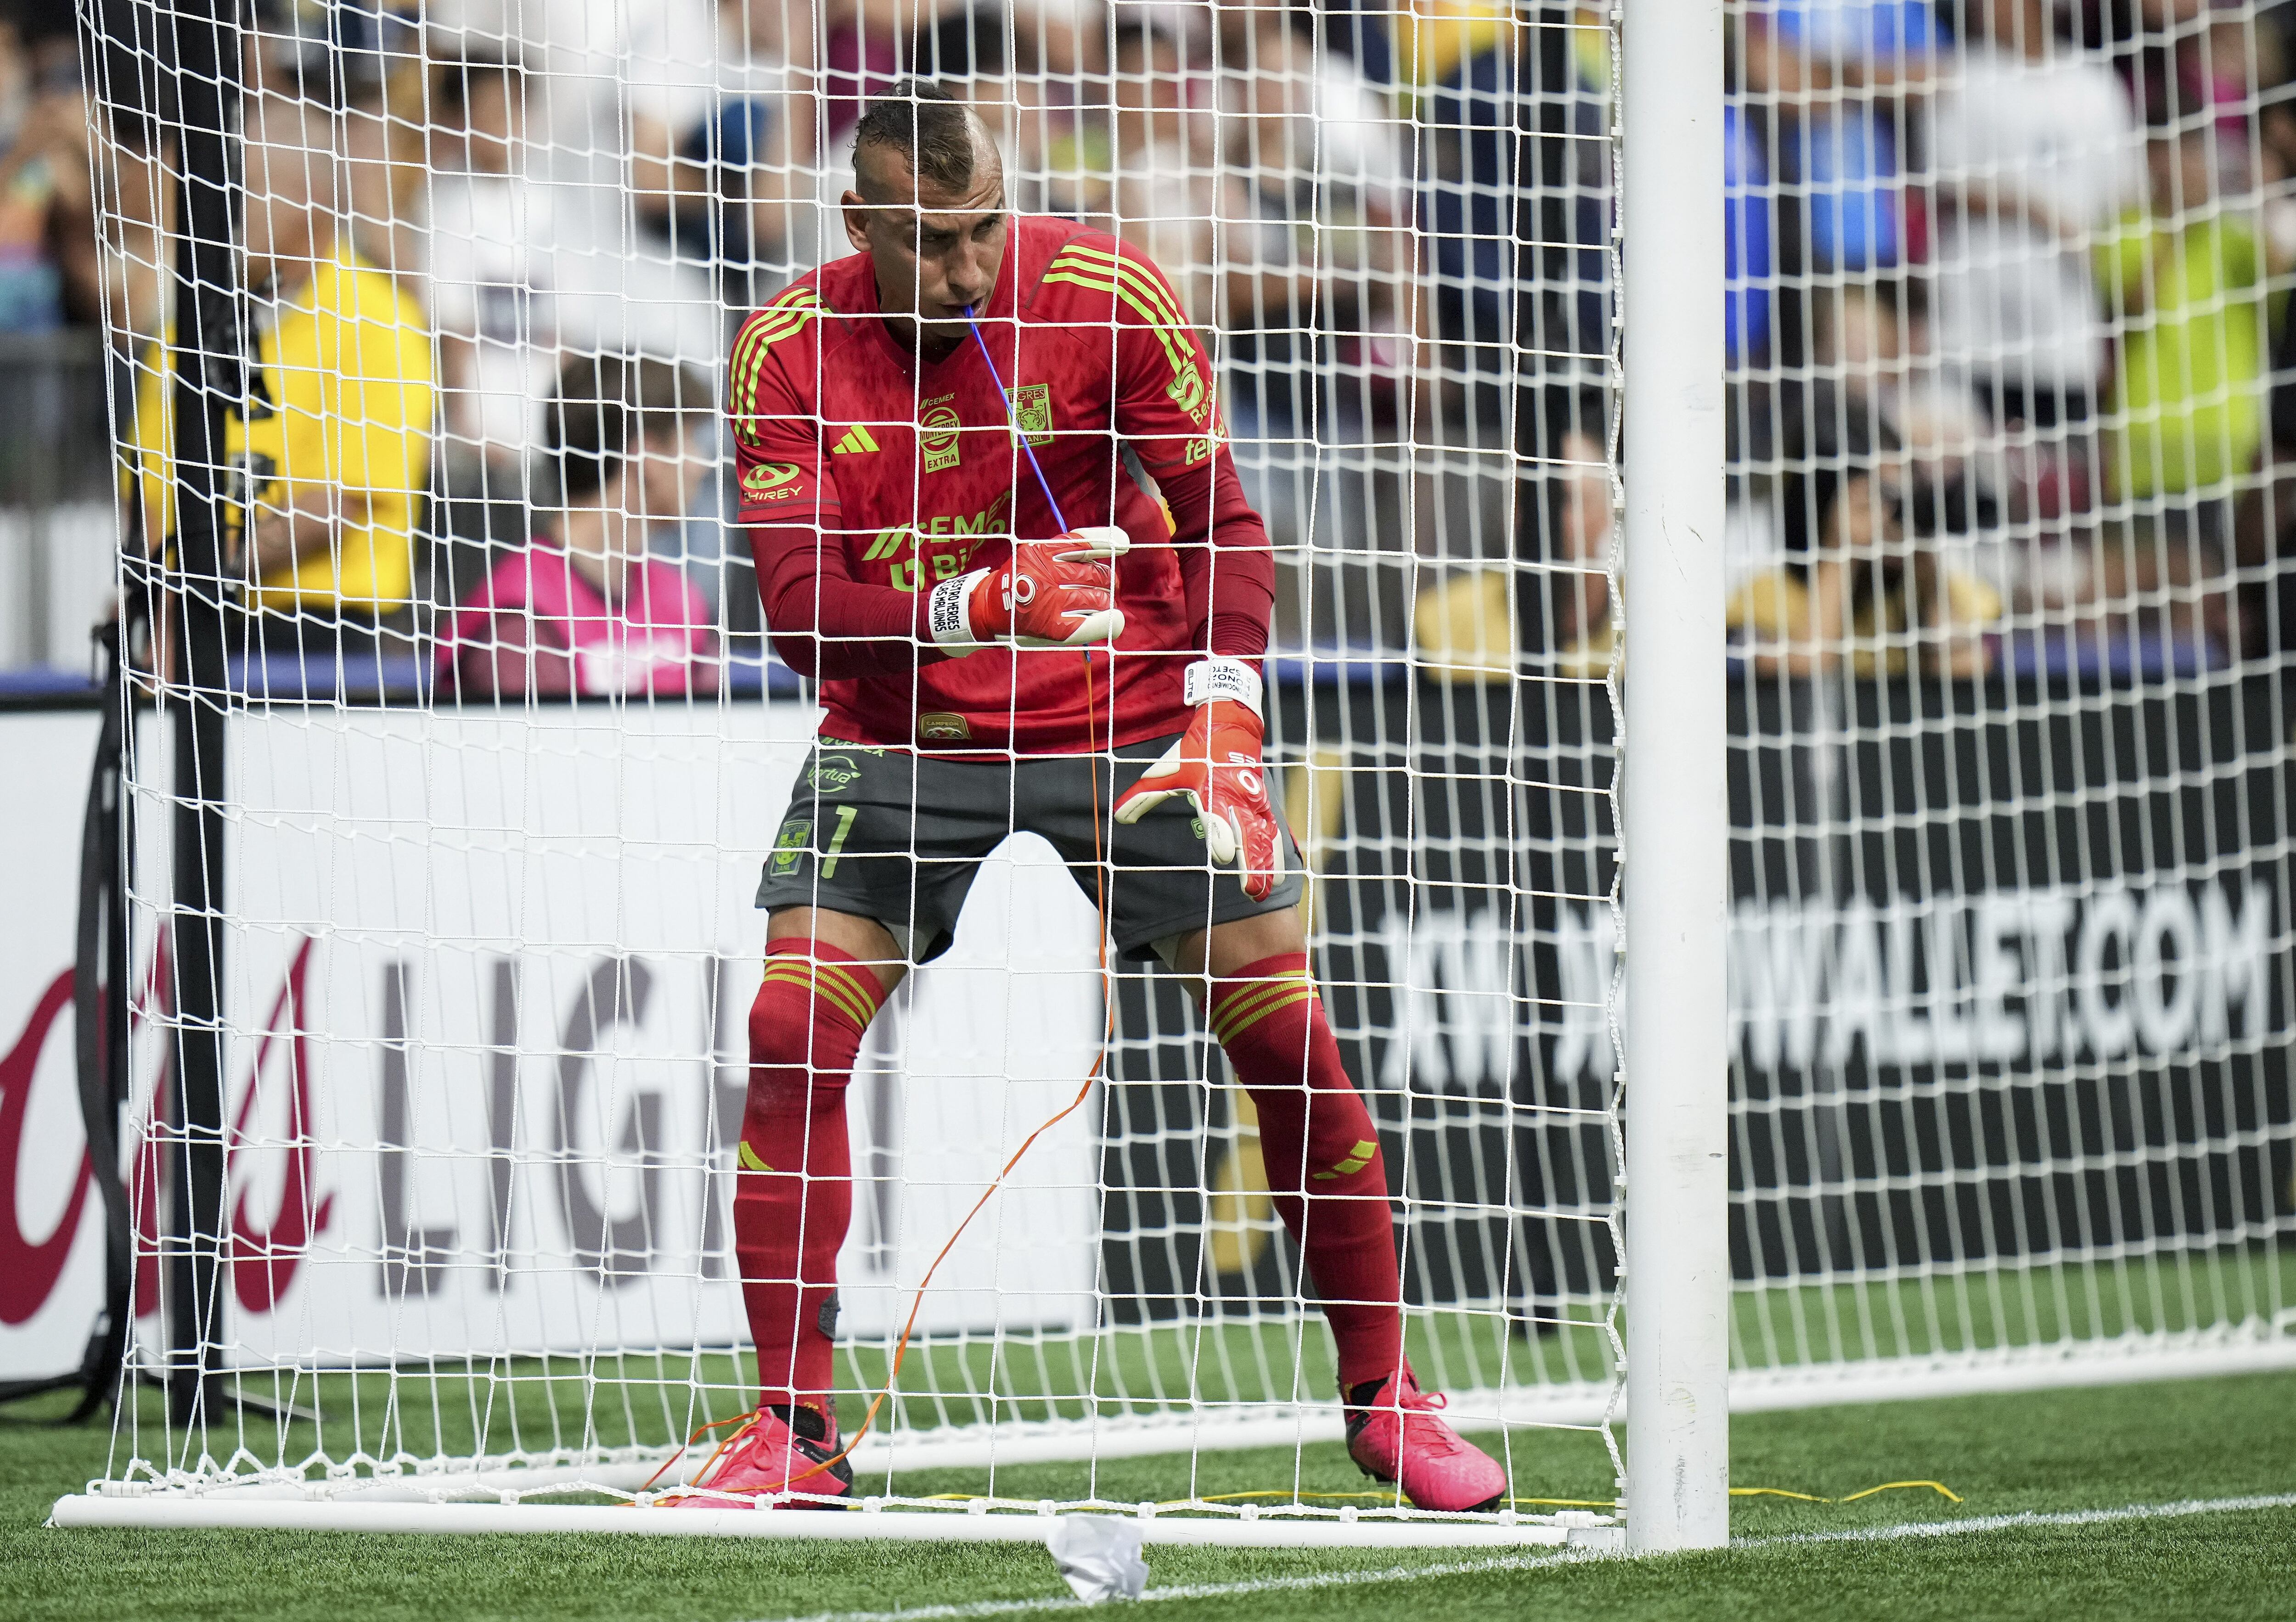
[1732,1481,1964,1505]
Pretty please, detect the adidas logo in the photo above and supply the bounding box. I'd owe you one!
[833,425,881,455]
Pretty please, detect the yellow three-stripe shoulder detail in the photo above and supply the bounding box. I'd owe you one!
[729,290,825,428]
[1041,249,1199,385]
[1047,242,1190,331]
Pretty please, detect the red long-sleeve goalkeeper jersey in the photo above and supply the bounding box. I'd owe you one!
[732,215,1274,755]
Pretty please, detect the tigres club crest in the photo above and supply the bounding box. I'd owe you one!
[1010,382,1053,448]
[920,404,962,473]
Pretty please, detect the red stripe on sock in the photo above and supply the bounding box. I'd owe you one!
[734,942,880,1413]
[1210,951,1405,1391]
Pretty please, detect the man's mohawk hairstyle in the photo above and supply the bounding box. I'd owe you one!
[853,78,979,195]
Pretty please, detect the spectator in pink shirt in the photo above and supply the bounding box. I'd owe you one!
[439,354,719,698]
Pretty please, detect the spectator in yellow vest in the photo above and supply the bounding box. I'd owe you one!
[125,93,434,679]
[2099,69,2266,504]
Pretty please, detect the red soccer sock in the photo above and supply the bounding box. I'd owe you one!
[733,943,885,1415]
[1207,952,1405,1392]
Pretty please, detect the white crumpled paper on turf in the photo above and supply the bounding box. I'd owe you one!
[1045,1514,1150,1604]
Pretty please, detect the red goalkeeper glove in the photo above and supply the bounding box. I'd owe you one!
[929,525,1129,654]
[1113,657,1284,902]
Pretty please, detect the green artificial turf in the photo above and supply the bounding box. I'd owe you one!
[6,1369,2294,1621]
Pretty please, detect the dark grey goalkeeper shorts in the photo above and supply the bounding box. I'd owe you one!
[754,735,1306,963]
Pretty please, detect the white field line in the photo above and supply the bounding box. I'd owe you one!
[748,1492,2296,1622]
[1740,1491,2296,1548]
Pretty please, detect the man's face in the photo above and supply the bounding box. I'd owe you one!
[1114,40,1185,147]
[242,96,338,291]
[466,74,523,176]
[2148,129,2216,213]
[843,136,1009,350]
[1826,471,1909,582]
[623,426,706,531]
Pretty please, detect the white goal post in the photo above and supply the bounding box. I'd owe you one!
[1620,0,1729,1557]
[43,0,2296,1557]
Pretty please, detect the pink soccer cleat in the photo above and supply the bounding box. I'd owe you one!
[1345,1364,1510,1513]
[666,1403,853,1509]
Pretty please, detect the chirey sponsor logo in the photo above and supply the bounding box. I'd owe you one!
[740,461,801,500]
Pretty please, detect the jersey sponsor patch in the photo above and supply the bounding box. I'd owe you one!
[808,753,863,795]
[918,712,973,741]
[919,401,962,473]
[742,461,802,498]
[862,494,1011,572]
[891,549,974,592]
[1168,360,1209,421]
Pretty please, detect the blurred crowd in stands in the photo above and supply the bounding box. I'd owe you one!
[1708,0,2296,686]
[6,0,2296,696]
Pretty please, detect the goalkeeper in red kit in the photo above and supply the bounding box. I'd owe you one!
[675,82,1506,1515]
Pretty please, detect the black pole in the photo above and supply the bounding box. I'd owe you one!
[64,621,136,1425]
[162,0,245,1438]
[0,638,129,1416]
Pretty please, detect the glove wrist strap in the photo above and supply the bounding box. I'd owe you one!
[929,570,990,651]
[1184,656,1262,718]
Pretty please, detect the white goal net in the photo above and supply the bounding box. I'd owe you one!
[50,0,2296,1549]
[1716,0,2296,1405]
[69,0,1627,1546]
